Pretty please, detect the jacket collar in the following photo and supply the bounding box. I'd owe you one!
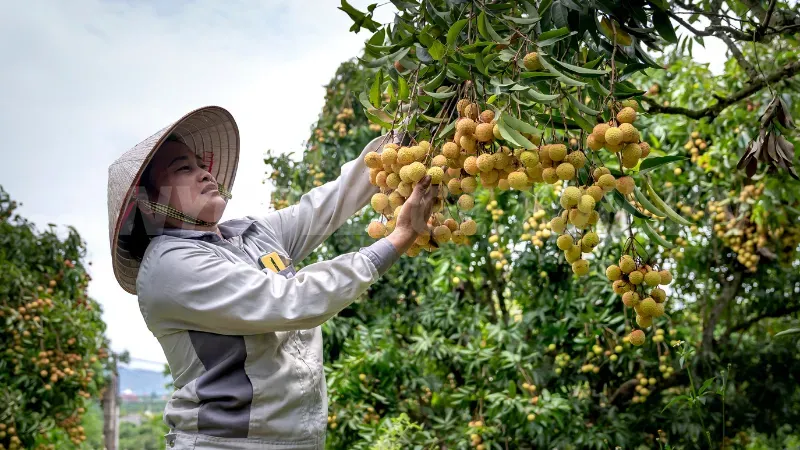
[160,218,257,241]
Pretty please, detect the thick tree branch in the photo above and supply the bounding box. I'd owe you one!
[644,59,800,120]
[721,303,800,343]
[672,0,800,42]
[717,32,758,79]
[702,271,743,357]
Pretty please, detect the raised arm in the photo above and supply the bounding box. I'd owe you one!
[265,134,389,263]
[137,237,399,337]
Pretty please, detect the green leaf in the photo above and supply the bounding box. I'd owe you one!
[652,10,678,44]
[634,186,667,218]
[519,72,561,80]
[422,67,447,91]
[644,177,692,226]
[447,18,469,48]
[502,113,541,134]
[639,155,687,173]
[428,40,446,61]
[538,29,577,46]
[552,59,610,77]
[502,14,541,25]
[566,103,595,134]
[589,78,610,96]
[774,328,800,338]
[487,94,498,104]
[460,41,494,53]
[339,0,381,32]
[420,113,446,123]
[538,0,554,15]
[538,56,585,87]
[613,190,650,220]
[369,69,383,108]
[423,88,457,99]
[638,218,675,249]
[477,11,490,41]
[447,63,471,80]
[523,87,561,103]
[567,91,601,116]
[365,108,394,129]
[498,116,536,149]
[398,75,409,101]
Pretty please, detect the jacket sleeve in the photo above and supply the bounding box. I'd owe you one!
[136,237,399,337]
[262,134,387,263]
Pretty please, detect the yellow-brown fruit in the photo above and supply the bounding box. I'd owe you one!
[639,297,658,317]
[651,287,666,303]
[497,178,510,190]
[460,134,477,153]
[456,98,470,117]
[492,123,503,140]
[550,216,567,234]
[586,185,604,202]
[451,230,466,244]
[562,186,582,207]
[587,133,604,151]
[479,110,495,123]
[444,218,459,232]
[463,156,479,175]
[659,269,673,285]
[464,103,480,120]
[628,270,644,285]
[431,154,447,167]
[493,152,511,170]
[606,264,622,281]
[644,270,662,286]
[588,210,600,225]
[569,209,590,229]
[636,314,653,328]
[456,118,477,135]
[458,194,474,210]
[526,164,544,183]
[605,127,624,146]
[397,181,413,198]
[605,142,623,153]
[564,244,582,263]
[508,171,529,190]
[556,162,576,180]
[371,193,389,212]
[578,195,596,214]
[476,153,495,172]
[629,330,646,346]
[376,171,389,188]
[583,231,600,248]
[408,162,426,182]
[566,151,586,169]
[367,221,386,239]
[519,151,539,168]
[388,192,404,209]
[433,225,452,244]
[460,219,478,236]
[619,123,640,143]
[447,178,463,195]
[461,176,477,193]
[619,255,636,273]
[621,143,642,168]
[612,279,631,294]
[639,142,651,158]
[442,142,459,159]
[480,169,499,185]
[365,151,382,168]
[652,302,665,317]
[572,259,590,276]
[557,234,574,251]
[598,173,616,192]
[593,166,611,180]
[621,99,639,111]
[617,107,637,124]
[381,148,397,165]
[622,291,641,307]
[416,232,431,246]
[523,52,543,71]
[615,176,635,196]
[475,123,494,142]
[386,173,401,189]
[539,146,552,167]
[427,167,444,184]
[447,167,461,178]
[593,123,610,142]
[397,147,415,164]
[542,167,559,184]
[549,144,567,161]
[369,168,380,185]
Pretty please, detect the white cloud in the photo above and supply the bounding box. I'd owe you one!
[0,0,395,364]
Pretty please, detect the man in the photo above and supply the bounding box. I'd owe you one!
[106,106,436,449]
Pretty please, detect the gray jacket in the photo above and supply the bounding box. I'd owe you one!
[136,136,399,449]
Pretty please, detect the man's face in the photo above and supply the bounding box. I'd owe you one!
[144,141,226,227]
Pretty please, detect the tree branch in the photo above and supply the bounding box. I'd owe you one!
[644,59,800,120]
[716,32,758,80]
[721,303,800,343]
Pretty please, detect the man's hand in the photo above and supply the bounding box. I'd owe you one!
[387,175,439,254]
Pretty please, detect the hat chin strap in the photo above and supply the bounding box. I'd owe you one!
[138,186,232,228]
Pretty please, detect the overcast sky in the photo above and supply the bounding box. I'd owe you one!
[0,1,727,371]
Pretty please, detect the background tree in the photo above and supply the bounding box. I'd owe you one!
[0,186,113,450]
[265,0,800,448]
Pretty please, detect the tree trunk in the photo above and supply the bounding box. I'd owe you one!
[102,368,119,450]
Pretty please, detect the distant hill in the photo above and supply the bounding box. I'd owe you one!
[118,366,173,396]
